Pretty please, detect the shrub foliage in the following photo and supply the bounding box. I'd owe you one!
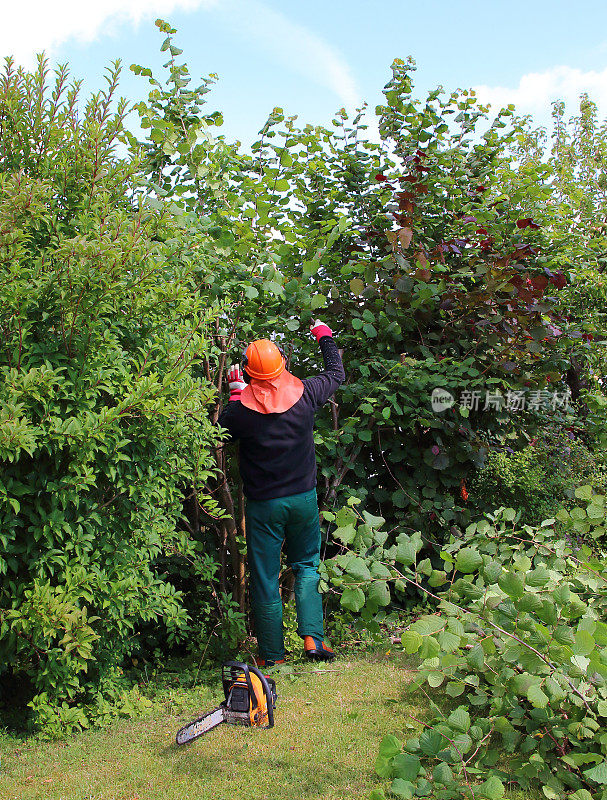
[0,57,221,732]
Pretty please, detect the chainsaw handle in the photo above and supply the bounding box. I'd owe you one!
[248,664,275,729]
[221,661,275,729]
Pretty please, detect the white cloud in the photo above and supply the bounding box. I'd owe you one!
[474,65,607,128]
[218,0,361,111]
[1,0,218,69]
[2,0,361,114]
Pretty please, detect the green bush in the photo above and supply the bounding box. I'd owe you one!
[471,427,606,524]
[0,58,221,734]
[380,509,607,799]
[317,496,607,798]
[319,501,607,799]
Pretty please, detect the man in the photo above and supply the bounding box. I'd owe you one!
[218,319,345,666]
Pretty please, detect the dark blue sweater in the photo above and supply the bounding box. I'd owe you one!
[218,337,345,500]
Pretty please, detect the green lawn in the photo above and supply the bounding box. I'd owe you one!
[0,652,418,800]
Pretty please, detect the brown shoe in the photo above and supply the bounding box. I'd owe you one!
[303,636,336,661]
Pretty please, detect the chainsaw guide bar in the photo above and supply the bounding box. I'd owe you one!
[176,707,225,745]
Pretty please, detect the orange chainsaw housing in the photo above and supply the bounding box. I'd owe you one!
[221,662,276,728]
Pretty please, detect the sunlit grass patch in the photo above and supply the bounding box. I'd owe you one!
[0,651,417,800]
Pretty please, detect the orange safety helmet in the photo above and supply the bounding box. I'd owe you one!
[242,339,285,380]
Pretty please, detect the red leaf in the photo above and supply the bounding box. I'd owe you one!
[550,273,567,289]
[417,250,429,268]
[516,217,540,229]
[375,173,388,182]
[399,227,413,249]
[530,275,549,293]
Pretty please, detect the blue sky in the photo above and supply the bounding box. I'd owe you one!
[4,0,607,145]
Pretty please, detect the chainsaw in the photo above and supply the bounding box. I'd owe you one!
[176,661,277,745]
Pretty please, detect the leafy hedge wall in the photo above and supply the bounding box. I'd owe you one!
[0,58,221,732]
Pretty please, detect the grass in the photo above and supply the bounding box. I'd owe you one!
[0,651,419,800]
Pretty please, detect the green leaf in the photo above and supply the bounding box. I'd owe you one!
[368,581,391,607]
[333,524,356,544]
[467,645,484,670]
[574,629,595,656]
[570,791,593,800]
[395,539,418,566]
[575,485,593,500]
[455,547,483,574]
[419,635,440,659]
[363,510,385,528]
[335,506,358,528]
[553,625,575,645]
[401,631,422,654]
[437,630,460,652]
[427,671,444,688]
[374,756,392,779]
[311,294,327,310]
[498,571,525,599]
[343,556,372,581]
[429,570,447,588]
[526,567,550,588]
[390,779,414,799]
[433,762,454,786]
[378,734,402,759]
[340,587,365,612]
[363,322,377,338]
[571,655,590,672]
[350,278,365,295]
[419,729,444,757]
[584,759,607,784]
[370,561,392,579]
[527,684,549,708]
[587,504,604,520]
[392,752,421,781]
[302,259,320,276]
[448,707,471,732]
[446,681,466,697]
[479,775,505,799]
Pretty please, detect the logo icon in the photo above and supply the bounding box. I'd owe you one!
[431,387,455,413]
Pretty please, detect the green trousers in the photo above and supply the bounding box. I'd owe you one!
[245,489,324,662]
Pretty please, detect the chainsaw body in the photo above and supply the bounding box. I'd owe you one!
[176,661,277,745]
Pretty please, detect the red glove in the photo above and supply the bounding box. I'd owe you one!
[226,364,246,401]
[310,319,333,341]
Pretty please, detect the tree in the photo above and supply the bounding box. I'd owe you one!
[132,32,580,609]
